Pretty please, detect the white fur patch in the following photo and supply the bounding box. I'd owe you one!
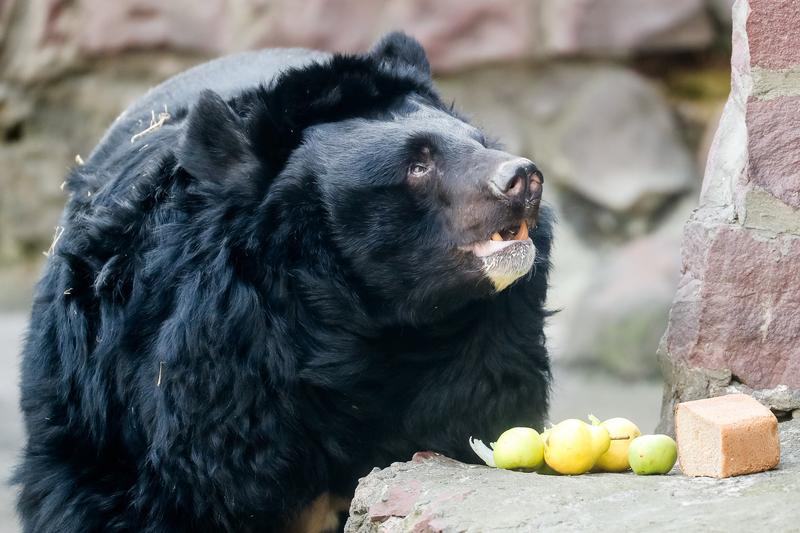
[481,240,536,292]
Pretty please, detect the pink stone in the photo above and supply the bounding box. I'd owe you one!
[43,0,230,55]
[367,479,422,522]
[542,0,713,56]
[252,0,382,55]
[665,223,800,389]
[382,0,536,72]
[412,516,448,532]
[746,96,800,209]
[411,451,441,462]
[747,0,800,69]
[254,0,537,73]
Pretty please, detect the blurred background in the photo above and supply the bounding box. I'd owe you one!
[0,0,734,530]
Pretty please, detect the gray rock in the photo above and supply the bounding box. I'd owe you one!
[540,0,714,57]
[557,233,682,379]
[548,67,698,214]
[545,193,696,379]
[347,419,800,532]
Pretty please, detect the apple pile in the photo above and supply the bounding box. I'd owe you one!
[469,415,677,475]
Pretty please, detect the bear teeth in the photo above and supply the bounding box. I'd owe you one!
[491,221,528,242]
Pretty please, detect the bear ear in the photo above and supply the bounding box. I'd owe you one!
[370,31,431,76]
[177,90,253,181]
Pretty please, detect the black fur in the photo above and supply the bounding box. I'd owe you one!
[15,32,553,532]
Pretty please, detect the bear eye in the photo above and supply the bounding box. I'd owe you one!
[408,163,430,178]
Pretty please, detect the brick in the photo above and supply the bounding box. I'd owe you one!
[676,393,780,478]
[747,96,800,209]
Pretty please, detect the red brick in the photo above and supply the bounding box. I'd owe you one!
[746,96,800,209]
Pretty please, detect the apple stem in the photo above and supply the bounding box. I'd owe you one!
[610,436,631,441]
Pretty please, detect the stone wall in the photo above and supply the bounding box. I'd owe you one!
[0,0,733,378]
[658,0,800,431]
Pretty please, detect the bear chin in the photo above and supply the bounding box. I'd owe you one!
[478,239,537,292]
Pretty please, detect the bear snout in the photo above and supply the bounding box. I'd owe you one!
[488,157,543,207]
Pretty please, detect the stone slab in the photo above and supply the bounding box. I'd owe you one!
[346,419,800,532]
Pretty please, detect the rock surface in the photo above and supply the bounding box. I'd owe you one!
[346,418,800,532]
[658,0,800,432]
[558,233,682,379]
[541,0,713,57]
[21,0,717,75]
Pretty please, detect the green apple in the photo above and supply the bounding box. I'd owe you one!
[493,427,544,470]
[628,434,678,475]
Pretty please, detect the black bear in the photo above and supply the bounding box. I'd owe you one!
[15,32,552,532]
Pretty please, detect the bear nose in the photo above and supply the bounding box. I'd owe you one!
[490,158,543,203]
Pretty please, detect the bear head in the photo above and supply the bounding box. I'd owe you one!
[177,32,550,325]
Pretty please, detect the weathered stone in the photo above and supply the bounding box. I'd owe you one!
[659,0,800,431]
[664,222,800,389]
[558,233,681,379]
[7,0,725,80]
[74,0,229,55]
[746,95,800,208]
[248,0,381,55]
[657,358,733,435]
[747,0,800,69]
[541,0,714,57]
[751,67,800,100]
[379,0,537,72]
[0,0,81,83]
[725,382,800,416]
[548,68,697,214]
[239,0,539,73]
[743,187,800,235]
[347,419,800,532]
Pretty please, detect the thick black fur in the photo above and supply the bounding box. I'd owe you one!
[15,33,553,532]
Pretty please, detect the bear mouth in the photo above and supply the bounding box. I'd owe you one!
[469,220,530,258]
[460,219,537,292]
